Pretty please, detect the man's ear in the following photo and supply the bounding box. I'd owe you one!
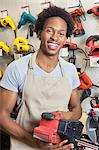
[37,31,41,40]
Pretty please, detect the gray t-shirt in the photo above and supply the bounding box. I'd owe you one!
[0,53,80,93]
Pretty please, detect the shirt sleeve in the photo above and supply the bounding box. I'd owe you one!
[0,62,20,92]
[71,65,80,89]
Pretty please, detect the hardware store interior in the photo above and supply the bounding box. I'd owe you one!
[0,0,99,150]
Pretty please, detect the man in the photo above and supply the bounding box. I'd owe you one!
[0,6,82,150]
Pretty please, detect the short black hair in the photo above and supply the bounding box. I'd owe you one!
[35,6,74,38]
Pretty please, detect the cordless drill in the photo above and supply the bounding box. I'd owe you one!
[18,11,36,29]
[33,112,84,145]
[70,8,85,37]
[0,41,10,53]
[87,5,99,16]
[0,16,17,38]
[86,35,99,56]
[64,41,78,64]
[64,41,77,50]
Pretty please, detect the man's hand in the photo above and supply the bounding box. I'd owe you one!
[33,138,74,150]
[48,140,74,150]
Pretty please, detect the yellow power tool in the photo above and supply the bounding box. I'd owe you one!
[0,69,3,79]
[0,41,10,53]
[0,16,17,38]
[13,37,30,52]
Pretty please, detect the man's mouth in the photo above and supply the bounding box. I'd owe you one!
[47,42,59,50]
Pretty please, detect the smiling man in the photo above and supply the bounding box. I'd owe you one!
[0,6,82,150]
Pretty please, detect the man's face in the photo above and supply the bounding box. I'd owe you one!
[39,17,67,57]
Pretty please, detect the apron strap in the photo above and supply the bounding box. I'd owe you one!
[28,51,38,69]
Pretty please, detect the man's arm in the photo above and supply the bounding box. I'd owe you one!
[0,87,34,147]
[0,87,74,149]
[58,88,82,120]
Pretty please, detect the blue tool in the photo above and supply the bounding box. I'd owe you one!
[18,11,36,29]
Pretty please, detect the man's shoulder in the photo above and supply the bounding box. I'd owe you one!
[0,54,32,92]
[60,57,76,69]
[13,54,32,66]
[6,53,32,78]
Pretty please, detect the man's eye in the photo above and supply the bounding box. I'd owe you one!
[59,32,66,36]
[45,28,53,33]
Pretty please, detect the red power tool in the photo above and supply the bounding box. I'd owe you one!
[33,112,83,145]
[86,35,99,56]
[70,7,85,37]
[64,41,77,50]
[64,41,78,64]
[87,5,99,16]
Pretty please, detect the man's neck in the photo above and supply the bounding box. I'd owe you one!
[36,50,59,73]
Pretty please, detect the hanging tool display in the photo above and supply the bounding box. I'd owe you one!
[0,69,3,79]
[64,41,77,64]
[86,109,99,146]
[79,72,93,90]
[86,35,99,56]
[79,98,99,149]
[13,37,35,54]
[90,96,99,108]
[0,41,10,54]
[18,11,36,29]
[87,5,99,16]
[64,41,89,72]
[33,112,84,148]
[13,37,29,52]
[80,88,99,105]
[78,72,99,90]
[70,7,86,37]
[18,11,36,38]
[64,41,78,50]
[0,16,17,38]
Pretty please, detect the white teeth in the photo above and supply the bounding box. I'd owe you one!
[48,43,58,46]
[48,43,59,50]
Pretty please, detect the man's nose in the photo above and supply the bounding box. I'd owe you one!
[50,32,58,41]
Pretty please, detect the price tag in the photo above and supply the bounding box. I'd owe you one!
[0,49,3,56]
[94,0,99,4]
[66,0,80,8]
[40,0,51,10]
[20,6,30,14]
[13,53,23,60]
[0,10,8,19]
[89,56,99,67]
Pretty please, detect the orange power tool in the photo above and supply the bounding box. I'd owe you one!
[79,72,99,90]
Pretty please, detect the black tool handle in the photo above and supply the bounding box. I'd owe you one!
[41,112,55,120]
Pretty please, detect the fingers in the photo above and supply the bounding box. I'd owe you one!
[58,140,68,146]
[34,138,74,150]
[58,140,74,150]
[61,143,74,150]
[48,140,74,150]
